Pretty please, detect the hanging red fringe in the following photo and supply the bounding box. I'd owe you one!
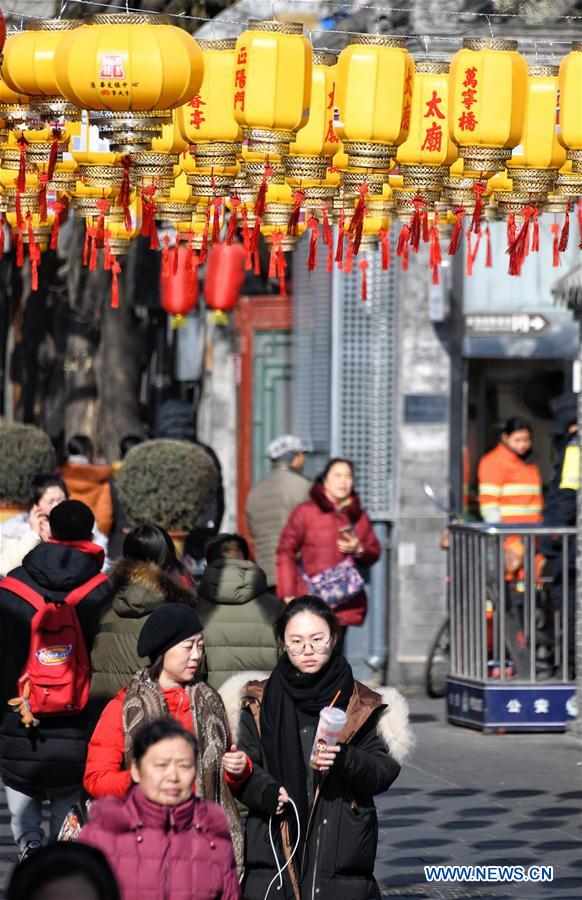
[172,239,179,275]
[47,128,61,182]
[471,180,487,234]
[50,199,66,250]
[227,197,241,245]
[16,134,28,194]
[344,234,354,273]
[287,189,305,237]
[466,229,474,276]
[396,223,411,270]
[550,222,561,267]
[253,246,261,276]
[335,210,345,268]
[16,230,24,267]
[26,214,39,292]
[38,174,49,222]
[110,256,121,308]
[211,198,222,244]
[327,243,333,273]
[15,193,23,231]
[348,181,367,255]
[485,226,492,268]
[140,187,158,250]
[531,209,540,252]
[103,230,112,271]
[358,259,368,301]
[322,208,333,247]
[507,213,516,247]
[429,214,441,284]
[254,163,272,221]
[448,208,466,256]
[378,227,391,270]
[89,227,98,271]
[507,206,536,277]
[95,197,109,248]
[199,205,211,264]
[559,202,570,253]
[162,234,171,278]
[240,207,252,270]
[307,216,320,272]
[118,155,133,232]
[409,196,426,253]
[268,232,286,295]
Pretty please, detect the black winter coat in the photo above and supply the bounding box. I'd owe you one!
[0,541,110,793]
[237,680,401,900]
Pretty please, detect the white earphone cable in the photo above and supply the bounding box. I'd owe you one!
[264,796,302,900]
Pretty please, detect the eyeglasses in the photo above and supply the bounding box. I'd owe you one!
[285,637,331,657]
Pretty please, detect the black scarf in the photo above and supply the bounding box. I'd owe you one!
[260,652,354,836]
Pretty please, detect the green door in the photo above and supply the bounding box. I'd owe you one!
[252,330,292,484]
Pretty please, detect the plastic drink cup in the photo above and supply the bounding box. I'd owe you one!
[309,706,347,769]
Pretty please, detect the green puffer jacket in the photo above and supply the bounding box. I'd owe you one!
[197,559,281,690]
[89,559,197,718]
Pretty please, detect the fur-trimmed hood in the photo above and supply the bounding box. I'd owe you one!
[218,671,414,766]
[200,558,268,606]
[108,558,197,618]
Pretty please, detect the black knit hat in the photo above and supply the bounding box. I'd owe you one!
[137,604,204,661]
[49,500,94,542]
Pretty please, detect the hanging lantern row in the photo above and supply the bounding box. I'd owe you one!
[0,15,581,307]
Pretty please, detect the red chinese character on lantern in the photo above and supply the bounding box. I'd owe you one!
[234,91,245,111]
[421,121,443,152]
[461,87,477,109]
[463,67,477,88]
[325,119,339,144]
[237,47,248,65]
[402,101,411,131]
[235,68,246,89]
[327,82,336,110]
[188,92,206,129]
[424,90,445,120]
[404,68,413,96]
[458,110,477,131]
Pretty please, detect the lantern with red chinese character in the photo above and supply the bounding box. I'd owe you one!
[449,38,528,178]
[287,52,339,185]
[161,243,199,326]
[558,43,582,176]
[335,35,414,172]
[203,241,245,312]
[233,20,312,158]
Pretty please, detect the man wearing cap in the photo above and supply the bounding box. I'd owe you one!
[0,501,110,860]
[246,435,311,592]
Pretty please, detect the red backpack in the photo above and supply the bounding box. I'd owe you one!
[1,573,107,716]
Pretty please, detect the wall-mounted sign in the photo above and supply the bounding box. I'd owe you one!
[465,313,549,336]
[404,394,448,425]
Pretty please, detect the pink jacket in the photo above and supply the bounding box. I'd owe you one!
[79,786,241,900]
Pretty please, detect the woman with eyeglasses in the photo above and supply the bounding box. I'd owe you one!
[227,595,413,900]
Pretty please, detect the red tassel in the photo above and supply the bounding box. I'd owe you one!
[250,218,262,256]
[507,206,536,277]
[507,213,516,247]
[577,198,582,249]
[227,197,240,245]
[471,180,487,234]
[47,128,61,182]
[140,187,158,250]
[307,216,320,272]
[551,222,561,267]
[83,225,90,267]
[27,214,39,292]
[322,208,332,247]
[358,258,368,301]
[185,232,194,271]
[378,227,391,270]
[531,209,540,252]
[429,214,441,284]
[16,230,24,267]
[199,205,211,264]
[326,243,333,273]
[172,239,179,275]
[485,226,492,268]
[89,228,98,271]
[103,230,112,271]
[38,174,49,222]
[466,229,474,276]
[16,134,28,193]
[162,234,171,278]
[409,196,425,253]
[254,163,272,220]
[241,208,252,270]
[335,210,345,268]
[50,200,65,250]
[0,214,4,262]
[344,234,354,273]
[278,242,287,298]
[253,246,260,276]
[348,181,367,255]
[268,233,278,279]
[118,155,132,232]
[95,197,109,248]
[110,256,121,308]
[422,209,429,245]
[287,189,305,237]
[15,193,23,231]
[397,223,411,267]
[211,198,222,244]
[559,202,570,253]
[448,208,466,256]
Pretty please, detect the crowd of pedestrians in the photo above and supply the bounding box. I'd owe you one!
[0,428,412,898]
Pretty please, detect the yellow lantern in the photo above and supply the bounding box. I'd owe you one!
[507,64,566,193]
[335,35,414,170]
[54,14,204,148]
[1,20,80,97]
[233,20,312,157]
[558,41,582,172]
[449,38,528,177]
[396,61,458,191]
[286,51,339,184]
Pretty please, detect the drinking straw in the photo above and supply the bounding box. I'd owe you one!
[329,690,341,709]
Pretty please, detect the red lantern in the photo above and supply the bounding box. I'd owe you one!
[203,242,245,312]
[160,244,199,319]
[0,12,6,57]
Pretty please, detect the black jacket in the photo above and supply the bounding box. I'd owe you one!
[0,541,110,792]
[542,432,577,569]
[236,680,402,900]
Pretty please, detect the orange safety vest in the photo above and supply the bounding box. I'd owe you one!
[477,442,543,524]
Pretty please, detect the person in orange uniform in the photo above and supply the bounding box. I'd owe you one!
[477,417,543,525]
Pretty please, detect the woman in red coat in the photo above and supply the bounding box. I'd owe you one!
[79,719,241,900]
[276,458,380,638]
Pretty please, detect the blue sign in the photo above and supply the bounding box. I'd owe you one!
[447,678,577,732]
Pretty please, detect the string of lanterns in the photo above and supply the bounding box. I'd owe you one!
[0,11,581,310]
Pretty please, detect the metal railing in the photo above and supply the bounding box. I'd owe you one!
[449,523,576,684]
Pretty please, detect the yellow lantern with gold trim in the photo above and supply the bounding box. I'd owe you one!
[507,64,566,194]
[558,41,582,173]
[449,38,527,177]
[335,35,414,171]
[233,20,312,158]
[287,52,339,184]
[1,20,80,97]
[396,61,457,192]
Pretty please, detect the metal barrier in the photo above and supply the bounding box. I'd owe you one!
[447,522,577,732]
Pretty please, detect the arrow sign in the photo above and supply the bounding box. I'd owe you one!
[465,313,550,336]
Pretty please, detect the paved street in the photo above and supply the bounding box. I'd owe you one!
[1,693,581,898]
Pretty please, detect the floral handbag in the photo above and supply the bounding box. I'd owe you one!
[302,556,364,609]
